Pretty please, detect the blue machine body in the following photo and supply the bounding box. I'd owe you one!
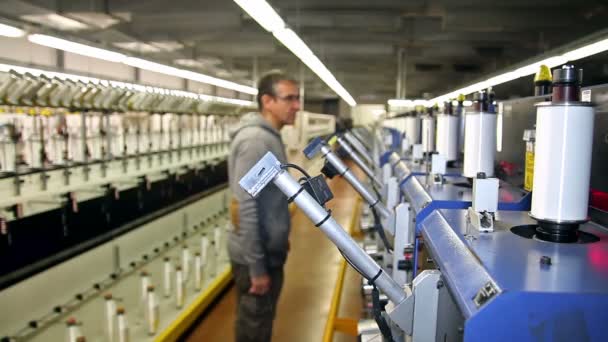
[374,139,608,341]
[420,209,608,341]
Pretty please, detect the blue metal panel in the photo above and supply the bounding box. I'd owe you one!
[465,292,608,342]
[418,209,608,341]
[440,210,608,294]
[419,210,499,318]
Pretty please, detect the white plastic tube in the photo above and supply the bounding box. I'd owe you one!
[531,104,594,222]
[163,258,172,298]
[146,288,159,336]
[181,245,190,281]
[176,267,185,309]
[104,296,116,342]
[463,112,496,178]
[117,309,130,342]
[404,116,420,144]
[421,115,435,152]
[436,114,459,161]
[194,253,202,291]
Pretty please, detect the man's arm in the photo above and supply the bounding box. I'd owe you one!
[232,138,272,293]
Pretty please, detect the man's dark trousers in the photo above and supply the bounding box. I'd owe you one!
[232,263,284,342]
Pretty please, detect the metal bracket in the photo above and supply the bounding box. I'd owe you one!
[473,280,500,308]
[386,285,414,334]
[238,152,282,198]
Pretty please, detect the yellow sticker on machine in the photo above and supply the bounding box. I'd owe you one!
[524,151,534,192]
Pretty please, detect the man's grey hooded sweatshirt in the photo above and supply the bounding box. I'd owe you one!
[227,112,291,277]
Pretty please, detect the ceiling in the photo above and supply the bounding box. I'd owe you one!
[1,0,607,103]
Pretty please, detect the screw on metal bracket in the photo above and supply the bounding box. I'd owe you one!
[473,281,499,308]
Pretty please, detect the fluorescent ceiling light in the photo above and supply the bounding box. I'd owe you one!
[273,27,356,106]
[113,42,162,53]
[563,38,608,61]
[431,34,608,103]
[388,99,428,107]
[66,12,120,29]
[0,23,25,37]
[233,1,356,106]
[233,0,285,32]
[29,34,127,63]
[0,62,255,107]
[21,13,88,31]
[150,41,184,52]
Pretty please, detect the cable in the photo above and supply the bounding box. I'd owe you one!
[371,206,393,253]
[281,163,311,179]
[338,247,395,342]
[283,163,326,209]
[370,186,393,253]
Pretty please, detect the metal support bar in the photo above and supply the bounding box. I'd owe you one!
[336,135,382,189]
[320,144,391,220]
[344,132,373,165]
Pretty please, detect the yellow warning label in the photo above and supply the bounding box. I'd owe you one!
[524,151,534,192]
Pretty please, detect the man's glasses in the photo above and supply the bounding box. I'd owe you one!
[274,94,300,102]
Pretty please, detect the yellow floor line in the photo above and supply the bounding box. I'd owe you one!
[322,197,362,342]
[155,266,233,342]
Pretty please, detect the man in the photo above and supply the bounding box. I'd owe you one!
[227,72,300,342]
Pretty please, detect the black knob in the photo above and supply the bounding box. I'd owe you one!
[397,260,412,271]
[540,255,552,265]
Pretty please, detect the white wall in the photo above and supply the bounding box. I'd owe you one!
[0,36,56,67]
[139,69,183,89]
[352,104,386,126]
[187,80,214,94]
[64,51,134,81]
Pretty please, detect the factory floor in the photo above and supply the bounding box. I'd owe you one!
[185,153,364,342]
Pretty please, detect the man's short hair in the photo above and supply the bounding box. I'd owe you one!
[256,71,297,110]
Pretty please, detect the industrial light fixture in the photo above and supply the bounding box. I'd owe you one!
[387,99,429,107]
[20,13,89,31]
[27,34,258,95]
[233,0,285,33]
[430,34,608,104]
[28,34,127,63]
[0,62,256,107]
[0,23,25,37]
[233,0,357,106]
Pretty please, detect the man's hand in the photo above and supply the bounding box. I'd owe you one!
[249,274,271,295]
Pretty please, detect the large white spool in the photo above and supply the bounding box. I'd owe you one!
[404,116,420,144]
[531,103,595,223]
[421,115,435,152]
[436,114,459,161]
[463,112,496,178]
